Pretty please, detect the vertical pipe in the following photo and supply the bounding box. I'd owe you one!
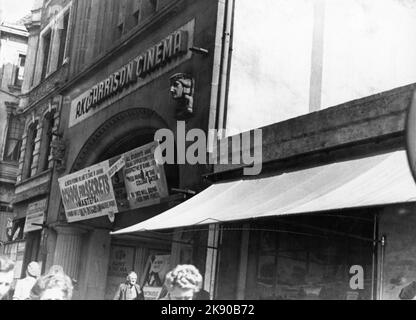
[378,235,386,300]
[216,0,234,137]
[309,0,326,112]
[371,213,378,300]
[204,224,220,299]
[207,0,226,153]
[236,224,250,300]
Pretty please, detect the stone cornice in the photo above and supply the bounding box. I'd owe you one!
[213,83,416,175]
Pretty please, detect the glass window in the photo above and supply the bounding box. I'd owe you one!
[39,111,55,172]
[250,213,375,300]
[41,31,52,80]
[3,115,24,162]
[14,54,26,86]
[57,12,70,66]
[22,121,38,180]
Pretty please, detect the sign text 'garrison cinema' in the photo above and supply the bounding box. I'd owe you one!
[74,30,188,120]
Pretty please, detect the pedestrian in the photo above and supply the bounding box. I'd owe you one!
[0,255,15,300]
[161,265,203,300]
[13,261,41,300]
[30,265,73,300]
[113,271,144,300]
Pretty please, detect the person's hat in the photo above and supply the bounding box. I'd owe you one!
[27,262,41,278]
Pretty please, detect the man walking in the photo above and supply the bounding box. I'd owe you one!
[113,271,144,300]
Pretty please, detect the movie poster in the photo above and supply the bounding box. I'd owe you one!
[105,246,135,300]
[24,199,47,233]
[142,254,171,300]
[58,161,119,223]
[123,142,169,210]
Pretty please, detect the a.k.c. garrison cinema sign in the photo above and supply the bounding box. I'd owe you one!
[69,20,194,127]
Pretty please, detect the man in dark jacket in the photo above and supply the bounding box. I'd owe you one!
[114,271,144,300]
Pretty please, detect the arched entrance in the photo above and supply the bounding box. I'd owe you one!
[62,108,181,300]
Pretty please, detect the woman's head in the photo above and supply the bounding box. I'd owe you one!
[164,265,203,300]
[31,272,73,300]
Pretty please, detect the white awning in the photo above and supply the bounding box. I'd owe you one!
[112,150,416,235]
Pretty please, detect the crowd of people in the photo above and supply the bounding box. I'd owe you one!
[113,265,211,300]
[0,255,73,300]
[0,254,210,301]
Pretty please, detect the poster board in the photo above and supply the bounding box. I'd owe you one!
[58,161,119,223]
[123,142,169,210]
[59,142,169,223]
[105,246,135,300]
[24,199,47,233]
[142,254,171,300]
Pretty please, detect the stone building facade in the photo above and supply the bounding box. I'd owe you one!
[0,19,28,273]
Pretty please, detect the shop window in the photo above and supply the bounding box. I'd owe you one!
[247,214,375,300]
[3,114,24,162]
[40,31,52,81]
[57,12,70,66]
[39,111,55,172]
[22,121,38,180]
[3,219,26,279]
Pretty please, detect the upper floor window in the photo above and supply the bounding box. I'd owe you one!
[40,30,52,81]
[118,0,158,35]
[39,111,55,172]
[22,121,38,180]
[57,12,70,66]
[141,0,158,21]
[36,3,72,85]
[14,54,26,87]
[3,114,24,162]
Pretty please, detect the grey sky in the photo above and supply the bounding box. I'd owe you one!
[1,0,33,23]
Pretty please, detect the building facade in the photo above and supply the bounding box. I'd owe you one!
[210,84,416,300]
[0,19,28,277]
[9,0,72,278]
[9,0,416,301]
[38,0,225,300]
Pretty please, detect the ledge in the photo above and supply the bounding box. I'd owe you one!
[0,161,19,184]
[14,170,52,203]
[214,83,416,175]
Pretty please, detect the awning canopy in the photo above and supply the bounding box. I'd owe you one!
[112,150,416,235]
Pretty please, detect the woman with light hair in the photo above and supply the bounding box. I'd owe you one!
[162,265,203,300]
[30,265,73,300]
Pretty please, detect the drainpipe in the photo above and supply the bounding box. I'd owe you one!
[371,213,377,300]
[207,0,227,153]
[378,235,386,300]
[216,0,234,138]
